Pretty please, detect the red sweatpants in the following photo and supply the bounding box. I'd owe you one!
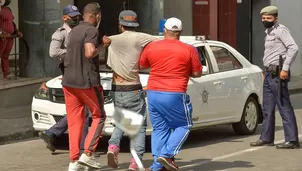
[63,86,106,161]
[0,38,13,78]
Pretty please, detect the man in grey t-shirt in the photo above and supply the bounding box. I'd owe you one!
[103,10,157,170]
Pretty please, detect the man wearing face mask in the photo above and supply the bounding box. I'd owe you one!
[62,2,105,171]
[0,0,23,80]
[250,6,300,149]
[39,5,93,157]
[49,5,81,60]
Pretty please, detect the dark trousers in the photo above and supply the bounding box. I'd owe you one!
[46,106,90,151]
[260,72,299,142]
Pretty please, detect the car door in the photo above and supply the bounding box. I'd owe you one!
[206,44,249,120]
[186,45,222,126]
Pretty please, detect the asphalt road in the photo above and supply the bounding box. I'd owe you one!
[1,93,302,171]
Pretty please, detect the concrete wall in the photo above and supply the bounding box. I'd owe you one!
[251,0,270,69]
[163,0,193,35]
[18,0,76,77]
[132,0,164,34]
[270,0,302,76]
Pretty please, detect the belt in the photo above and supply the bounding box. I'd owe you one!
[111,84,142,92]
[264,65,281,73]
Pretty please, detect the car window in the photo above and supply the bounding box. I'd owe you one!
[210,46,242,72]
[196,46,212,74]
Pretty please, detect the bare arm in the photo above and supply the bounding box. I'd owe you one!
[84,27,99,59]
[191,71,202,78]
[84,43,99,59]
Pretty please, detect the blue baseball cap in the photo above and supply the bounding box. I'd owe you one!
[63,5,81,17]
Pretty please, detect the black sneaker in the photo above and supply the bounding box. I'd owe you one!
[250,140,274,147]
[39,131,56,153]
[276,141,300,149]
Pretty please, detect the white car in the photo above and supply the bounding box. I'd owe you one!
[31,36,263,136]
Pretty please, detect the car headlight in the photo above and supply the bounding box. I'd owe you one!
[34,82,50,100]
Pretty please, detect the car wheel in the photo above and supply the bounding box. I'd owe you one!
[232,96,259,135]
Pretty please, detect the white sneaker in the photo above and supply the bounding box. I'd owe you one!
[78,153,102,169]
[68,161,91,171]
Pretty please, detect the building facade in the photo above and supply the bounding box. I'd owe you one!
[8,0,302,77]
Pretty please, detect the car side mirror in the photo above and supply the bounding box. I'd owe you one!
[202,66,209,74]
[111,107,144,137]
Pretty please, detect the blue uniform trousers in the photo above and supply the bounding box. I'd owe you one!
[147,90,193,171]
[46,106,90,151]
[260,72,299,142]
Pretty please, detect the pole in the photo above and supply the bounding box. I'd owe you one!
[18,0,61,77]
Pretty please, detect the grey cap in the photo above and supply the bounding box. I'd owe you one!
[260,6,278,15]
[119,10,139,27]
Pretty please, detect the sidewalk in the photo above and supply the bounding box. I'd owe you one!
[0,105,38,145]
[0,76,302,145]
[288,76,302,94]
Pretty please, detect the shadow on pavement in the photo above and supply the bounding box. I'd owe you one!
[182,124,284,150]
[53,124,284,153]
[97,158,254,171]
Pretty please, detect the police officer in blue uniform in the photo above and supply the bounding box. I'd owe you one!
[250,6,300,149]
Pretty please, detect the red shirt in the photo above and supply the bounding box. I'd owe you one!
[140,39,202,92]
[0,7,15,34]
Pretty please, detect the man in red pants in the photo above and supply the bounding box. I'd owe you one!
[62,2,105,171]
[0,0,22,80]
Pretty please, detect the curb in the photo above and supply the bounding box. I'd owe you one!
[0,128,38,145]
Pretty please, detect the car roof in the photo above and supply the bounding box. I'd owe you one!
[153,35,252,67]
[153,35,228,47]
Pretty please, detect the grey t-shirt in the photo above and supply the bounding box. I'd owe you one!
[107,31,157,84]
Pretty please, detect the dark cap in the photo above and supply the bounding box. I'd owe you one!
[63,5,81,17]
[260,6,278,15]
[83,2,101,14]
[119,10,139,27]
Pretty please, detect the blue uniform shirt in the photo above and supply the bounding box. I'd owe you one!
[263,22,299,71]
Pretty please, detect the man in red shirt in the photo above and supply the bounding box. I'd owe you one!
[140,17,202,171]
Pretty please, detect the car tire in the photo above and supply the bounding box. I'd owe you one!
[232,96,260,135]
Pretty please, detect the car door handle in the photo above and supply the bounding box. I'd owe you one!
[213,81,221,85]
[241,76,248,80]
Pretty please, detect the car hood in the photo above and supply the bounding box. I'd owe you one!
[45,72,149,90]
